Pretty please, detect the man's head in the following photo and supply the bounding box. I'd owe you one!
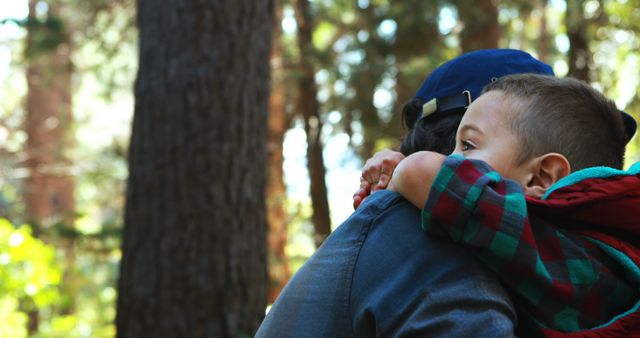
[453,73,628,198]
[400,49,555,155]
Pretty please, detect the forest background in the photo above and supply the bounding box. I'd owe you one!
[1,0,640,337]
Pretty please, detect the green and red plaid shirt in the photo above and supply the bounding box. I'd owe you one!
[422,154,638,333]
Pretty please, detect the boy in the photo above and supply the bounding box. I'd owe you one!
[376,74,640,336]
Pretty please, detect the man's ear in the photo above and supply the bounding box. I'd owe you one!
[523,153,571,198]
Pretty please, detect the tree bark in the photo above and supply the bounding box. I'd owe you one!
[266,1,290,303]
[566,0,591,81]
[24,0,75,229]
[455,0,499,52]
[388,1,441,142]
[537,0,553,64]
[24,0,74,334]
[295,0,332,247]
[116,1,273,337]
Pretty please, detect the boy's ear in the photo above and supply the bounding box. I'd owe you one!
[523,153,571,198]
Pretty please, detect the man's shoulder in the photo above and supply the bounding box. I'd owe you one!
[355,190,414,216]
[254,192,415,338]
[336,190,418,234]
[360,189,405,208]
[350,187,517,337]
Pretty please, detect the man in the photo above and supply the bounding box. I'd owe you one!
[255,49,554,337]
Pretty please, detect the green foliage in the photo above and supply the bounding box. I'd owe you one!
[0,218,61,338]
[24,16,67,58]
[0,219,61,307]
[285,199,316,274]
[313,21,338,50]
[0,1,132,336]
[0,218,118,337]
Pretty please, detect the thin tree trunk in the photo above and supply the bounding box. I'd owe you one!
[355,69,382,160]
[537,0,552,64]
[295,0,332,247]
[267,1,290,303]
[566,0,591,81]
[455,0,499,52]
[116,1,273,337]
[388,2,441,143]
[24,0,74,228]
[24,0,74,334]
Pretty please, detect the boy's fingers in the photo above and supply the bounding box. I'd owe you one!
[359,177,371,191]
[353,186,370,209]
[362,158,373,182]
[377,174,390,189]
[382,158,396,173]
[362,150,405,182]
[363,165,381,184]
[354,180,371,201]
[372,164,391,191]
[381,157,393,168]
[353,195,362,209]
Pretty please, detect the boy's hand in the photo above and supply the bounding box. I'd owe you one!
[353,150,405,209]
[352,176,371,210]
[365,150,405,192]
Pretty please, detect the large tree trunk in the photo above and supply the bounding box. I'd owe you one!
[455,0,499,52]
[116,1,273,337]
[566,0,591,81]
[266,1,290,303]
[295,0,332,247]
[24,0,74,334]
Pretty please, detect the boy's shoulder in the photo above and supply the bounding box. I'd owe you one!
[542,163,640,200]
[527,162,640,239]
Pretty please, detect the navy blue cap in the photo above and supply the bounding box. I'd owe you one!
[414,48,637,142]
[414,49,554,103]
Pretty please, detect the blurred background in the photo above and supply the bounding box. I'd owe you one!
[1,0,640,337]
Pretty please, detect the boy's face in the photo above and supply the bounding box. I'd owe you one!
[452,90,532,186]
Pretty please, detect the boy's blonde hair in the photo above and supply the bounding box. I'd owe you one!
[483,74,627,170]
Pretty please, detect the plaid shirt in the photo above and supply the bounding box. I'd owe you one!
[422,154,638,333]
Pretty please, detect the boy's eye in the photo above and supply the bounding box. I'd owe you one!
[461,140,475,152]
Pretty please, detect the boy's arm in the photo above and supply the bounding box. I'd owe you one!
[424,155,635,332]
[387,151,445,208]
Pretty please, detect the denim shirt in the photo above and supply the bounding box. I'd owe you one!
[255,190,516,337]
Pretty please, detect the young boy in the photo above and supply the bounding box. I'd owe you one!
[378,74,640,336]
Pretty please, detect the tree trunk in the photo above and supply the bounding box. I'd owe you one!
[455,0,499,52]
[295,0,332,247]
[24,0,75,230]
[388,1,441,143]
[537,0,553,64]
[566,0,591,81]
[24,0,74,334]
[116,1,273,337]
[266,1,290,303]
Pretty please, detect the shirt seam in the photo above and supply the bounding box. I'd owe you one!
[346,192,408,336]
